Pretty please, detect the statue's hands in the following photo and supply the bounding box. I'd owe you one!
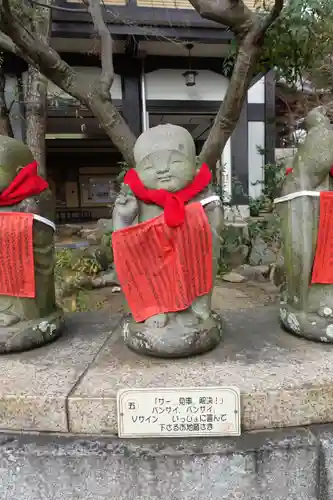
[113,185,139,229]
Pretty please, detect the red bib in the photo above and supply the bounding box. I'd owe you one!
[112,203,213,322]
[0,160,48,207]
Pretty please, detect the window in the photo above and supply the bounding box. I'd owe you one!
[80,176,118,206]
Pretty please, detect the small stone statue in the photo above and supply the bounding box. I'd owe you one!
[275,106,333,342]
[112,124,224,357]
[0,136,63,353]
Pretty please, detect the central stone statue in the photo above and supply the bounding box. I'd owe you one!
[112,124,224,358]
[0,136,63,354]
[275,106,333,342]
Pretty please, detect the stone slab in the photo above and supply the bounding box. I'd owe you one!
[0,313,121,433]
[69,305,333,435]
[0,426,319,500]
[309,423,333,499]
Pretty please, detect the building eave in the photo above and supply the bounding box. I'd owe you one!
[52,1,233,42]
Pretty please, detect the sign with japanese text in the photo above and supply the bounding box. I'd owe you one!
[117,387,241,438]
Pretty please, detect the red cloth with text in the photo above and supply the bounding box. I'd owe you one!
[124,163,212,227]
[0,212,35,297]
[0,161,47,297]
[0,160,48,206]
[312,191,333,283]
[112,202,213,322]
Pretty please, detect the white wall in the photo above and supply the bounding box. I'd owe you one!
[146,69,229,101]
[248,121,265,198]
[247,76,266,199]
[247,76,265,104]
[221,138,232,203]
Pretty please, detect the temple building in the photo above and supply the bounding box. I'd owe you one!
[5,0,275,223]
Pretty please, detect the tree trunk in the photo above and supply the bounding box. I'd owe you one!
[0,67,13,137]
[25,1,51,177]
[26,68,48,176]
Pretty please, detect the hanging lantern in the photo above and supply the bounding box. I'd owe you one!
[183,69,197,87]
[182,43,197,87]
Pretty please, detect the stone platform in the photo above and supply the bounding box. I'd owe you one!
[1,305,333,435]
[0,425,324,499]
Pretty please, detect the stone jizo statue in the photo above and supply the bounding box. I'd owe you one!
[112,124,224,358]
[0,136,63,353]
[275,106,333,342]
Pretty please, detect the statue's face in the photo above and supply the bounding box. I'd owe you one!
[136,150,197,191]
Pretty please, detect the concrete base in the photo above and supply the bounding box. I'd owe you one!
[0,424,331,499]
[2,306,333,434]
[2,306,333,498]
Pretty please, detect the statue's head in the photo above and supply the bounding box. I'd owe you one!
[133,124,196,191]
[0,136,33,192]
[305,106,331,130]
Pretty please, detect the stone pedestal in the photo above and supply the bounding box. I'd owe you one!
[0,308,64,354]
[123,313,223,358]
[1,306,333,498]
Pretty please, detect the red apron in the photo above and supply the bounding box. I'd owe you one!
[0,212,35,297]
[312,191,333,283]
[112,202,213,322]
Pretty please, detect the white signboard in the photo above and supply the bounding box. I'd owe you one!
[117,386,241,438]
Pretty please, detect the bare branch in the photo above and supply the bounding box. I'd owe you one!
[7,99,15,114]
[1,0,80,95]
[81,0,114,96]
[197,0,284,169]
[25,0,52,175]
[0,31,38,69]
[187,0,256,36]
[0,0,136,165]
[199,34,258,168]
[258,0,284,36]
[0,31,17,53]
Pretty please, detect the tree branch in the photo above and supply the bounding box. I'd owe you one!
[187,0,256,37]
[0,0,136,165]
[199,35,258,168]
[25,0,52,175]
[0,31,18,53]
[194,0,284,169]
[81,0,114,97]
[259,0,284,36]
[0,31,37,68]
[7,99,15,114]
[1,0,81,97]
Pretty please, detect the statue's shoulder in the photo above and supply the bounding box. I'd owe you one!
[11,190,54,217]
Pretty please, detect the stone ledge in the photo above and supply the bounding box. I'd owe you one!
[0,426,320,499]
[68,306,333,435]
[0,313,122,433]
[2,306,333,435]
